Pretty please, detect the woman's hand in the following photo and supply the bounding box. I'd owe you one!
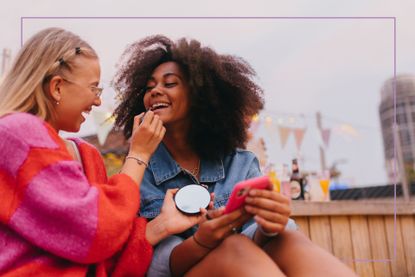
[192,207,252,249]
[145,189,208,245]
[129,111,165,162]
[161,189,208,235]
[244,186,291,237]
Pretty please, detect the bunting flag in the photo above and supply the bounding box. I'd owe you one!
[338,123,359,138]
[321,128,331,148]
[92,110,115,145]
[278,126,291,149]
[293,128,306,151]
[246,137,268,168]
[264,116,279,141]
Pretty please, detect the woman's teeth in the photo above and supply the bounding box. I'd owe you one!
[150,102,170,111]
[81,111,90,118]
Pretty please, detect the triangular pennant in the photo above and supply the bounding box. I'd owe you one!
[278,126,291,149]
[321,128,331,148]
[293,128,306,151]
[246,137,268,168]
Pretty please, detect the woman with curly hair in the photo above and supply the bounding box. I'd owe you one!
[113,35,356,277]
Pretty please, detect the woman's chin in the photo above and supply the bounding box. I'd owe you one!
[63,123,81,133]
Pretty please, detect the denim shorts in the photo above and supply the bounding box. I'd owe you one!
[147,219,297,277]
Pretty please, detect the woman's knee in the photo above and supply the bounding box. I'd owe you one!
[220,234,257,252]
[263,230,315,257]
[217,234,258,255]
[276,230,313,247]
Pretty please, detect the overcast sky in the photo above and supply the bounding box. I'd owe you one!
[1,0,415,186]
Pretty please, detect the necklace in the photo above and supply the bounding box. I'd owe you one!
[186,159,200,177]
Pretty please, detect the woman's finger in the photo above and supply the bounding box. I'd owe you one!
[140,110,154,126]
[245,204,288,225]
[131,113,144,132]
[205,206,225,220]
[159,126,166,141]
[154,118,164,138]
[209,208,244,228]
[254,215,285,233]
[249,189,290,204]
[221,213,252,236]
[245,196,291,215]
[166,188,179,197]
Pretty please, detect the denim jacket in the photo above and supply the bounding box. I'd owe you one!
[140,143,261,220]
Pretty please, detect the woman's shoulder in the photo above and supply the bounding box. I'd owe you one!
[230,149,262,178]
[0,112,44,129]
[0,112,59,148]
[229,148,258,161]
[222,148,260,169]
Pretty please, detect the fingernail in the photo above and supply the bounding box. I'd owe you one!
[249,190,256,196]
[245,197,252,203]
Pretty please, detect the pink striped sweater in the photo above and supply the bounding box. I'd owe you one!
[0,113,153,276]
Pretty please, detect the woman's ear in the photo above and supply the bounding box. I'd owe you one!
[48,75,64,103]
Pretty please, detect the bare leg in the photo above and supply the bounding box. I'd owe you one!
[185,234,285,277]
[262,230,357,277]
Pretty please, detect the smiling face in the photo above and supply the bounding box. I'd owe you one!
[50,56,101,132]
[143,61,191,128]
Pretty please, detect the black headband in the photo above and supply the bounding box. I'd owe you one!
[58,47,81,65]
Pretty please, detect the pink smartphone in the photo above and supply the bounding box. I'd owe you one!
[224,176,271,214]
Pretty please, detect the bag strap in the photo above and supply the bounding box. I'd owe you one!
[66,139,84,170]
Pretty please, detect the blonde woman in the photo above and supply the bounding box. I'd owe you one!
[0,28,204,276]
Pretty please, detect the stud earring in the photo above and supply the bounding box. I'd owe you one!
[56,101,60,105]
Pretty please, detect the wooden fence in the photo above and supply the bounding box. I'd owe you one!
[292,201,415,277]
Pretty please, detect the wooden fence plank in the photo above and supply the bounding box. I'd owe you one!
[400,215,415,276]
[384,216,408,277]
[330,216,355,271]
[309,216,333,253]
[350,215,375,277]
[293,216,310,238]
[292,201,415,216]
[368,216,392,277]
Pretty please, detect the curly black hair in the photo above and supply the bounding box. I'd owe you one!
[113,35,264,160]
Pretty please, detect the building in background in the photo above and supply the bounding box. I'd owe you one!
[379,74,415,198]
[82,128,129,176]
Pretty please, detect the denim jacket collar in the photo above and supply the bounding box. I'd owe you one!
[149,143,225,186]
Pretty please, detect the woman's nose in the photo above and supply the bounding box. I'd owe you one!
[150,85,163,97]
[93,97,102,107]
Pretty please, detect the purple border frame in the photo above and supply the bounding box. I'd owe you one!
[20,16,398,264]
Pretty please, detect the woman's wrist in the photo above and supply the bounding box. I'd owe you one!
[192,234,215,250]
[192,230,220,250]
[127,151,150,164]
[145,216,169,245]
[125,155,148,168]
[257,225,279,237]
[253,225,279,246]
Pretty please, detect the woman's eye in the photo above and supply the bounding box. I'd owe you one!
[145,86,154,92]
[165,82,177,88]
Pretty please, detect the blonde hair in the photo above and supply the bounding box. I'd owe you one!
[0,27,98,120]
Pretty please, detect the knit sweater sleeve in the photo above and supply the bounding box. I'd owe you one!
[0,113,149,265]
